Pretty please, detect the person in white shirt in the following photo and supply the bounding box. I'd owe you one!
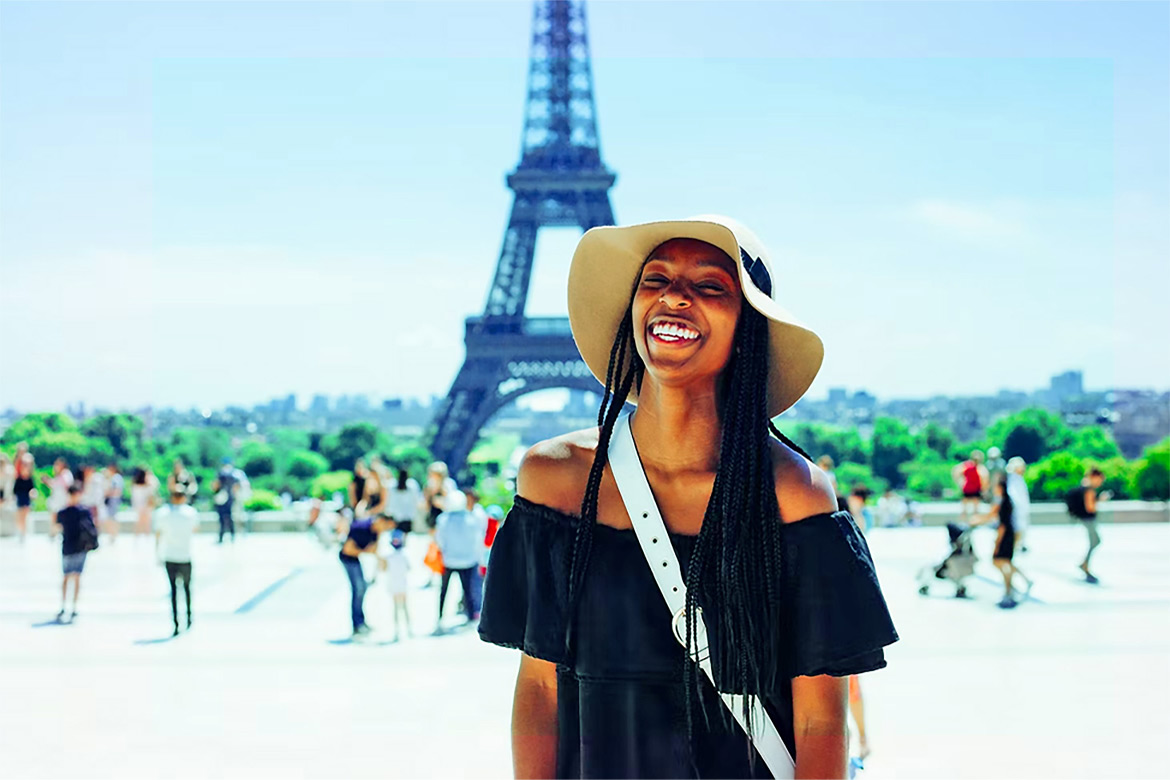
[379,529,412,641]
[154,486,200,636]
[386,468,422,534]
[1005,457,1031,553]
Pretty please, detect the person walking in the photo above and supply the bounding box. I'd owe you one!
[434,489,487,634]
[212,458,239,544]
[1067,467,1108,584]
[984,447,1007,501]
[972,475,1033,608]
[154,484,200,636]
[167,459,198,504]
[479,216,898,778]
[52,483,98,623]
[952,450,987,522]
[12,454,36,543]
[1005,457,1030,553]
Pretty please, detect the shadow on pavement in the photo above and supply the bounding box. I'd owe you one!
[31,618,70,628]
[133,636,178,645]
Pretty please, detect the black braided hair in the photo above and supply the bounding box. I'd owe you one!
[564,262,818,767]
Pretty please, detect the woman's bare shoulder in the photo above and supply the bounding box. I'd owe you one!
[516,427,600,517]
[768,438,839,524]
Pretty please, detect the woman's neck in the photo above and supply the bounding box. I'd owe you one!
[627,381,723,473]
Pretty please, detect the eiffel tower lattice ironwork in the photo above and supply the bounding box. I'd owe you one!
[429,0,616,478]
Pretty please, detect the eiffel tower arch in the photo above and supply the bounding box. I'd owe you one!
[430,0,616,478]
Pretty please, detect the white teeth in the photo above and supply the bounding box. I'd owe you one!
[651,322,698,342]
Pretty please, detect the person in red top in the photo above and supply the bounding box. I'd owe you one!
[952,450,988,523]
[480,504,504,578]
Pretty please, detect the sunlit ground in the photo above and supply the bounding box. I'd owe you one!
[1,519,1167,779]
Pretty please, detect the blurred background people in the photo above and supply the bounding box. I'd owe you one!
[985,446,1007,501]
[379,529,412,641]
[130,465,158,537]
[348,458,369,511]
[433,489,486,635]
[877,488,908,527]
[167,458,198,503]
[42,458,73,535]
[421,461,456,532]
[817,454,847,512]
[357,456,386,520]
[52,483,98,623]
[386,467,421,534]
[0,453,13,535]
[1068,467,1109,584]
[212,458,239,544]
[338,513,392,640]
[80,464,106,536]
[848,483,874,532]
[953,450,988,522]
[154,484,200,636]
[103,463,124,542]
[972,475,1033,609]
[1006,457,1031,553]
[12,453,36,543]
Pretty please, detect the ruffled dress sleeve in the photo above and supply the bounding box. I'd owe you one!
[478,496,576,665]
[781,511,899,678]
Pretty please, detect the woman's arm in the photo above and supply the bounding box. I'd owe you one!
[512,653,558,779]
[791,674,849,779]
[969,501,1000,527]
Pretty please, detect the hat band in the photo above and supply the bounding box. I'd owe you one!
[740,248,773,297]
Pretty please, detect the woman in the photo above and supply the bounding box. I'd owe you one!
[479,216,898,779]
[130,466,158,537]
[357,457,387,520]
[972,475,1032,609]
[12,454,37,543]
[386,467,422,534]
[422,461,456,531]
[42,458,73,534]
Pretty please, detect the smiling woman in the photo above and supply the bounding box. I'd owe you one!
[478,215,898,779]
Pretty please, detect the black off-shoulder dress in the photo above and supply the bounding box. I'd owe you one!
[479,496,899,779]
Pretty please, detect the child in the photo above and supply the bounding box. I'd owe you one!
[52,483,97,623]
[380,529,412,641]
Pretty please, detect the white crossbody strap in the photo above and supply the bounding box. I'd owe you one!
[608,413,795,778]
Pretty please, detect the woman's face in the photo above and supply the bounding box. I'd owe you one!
[631,238,742,392]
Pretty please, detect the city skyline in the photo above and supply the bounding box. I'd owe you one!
[1,2,1167,411]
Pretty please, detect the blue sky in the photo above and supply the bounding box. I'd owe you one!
[0,1,1166,412]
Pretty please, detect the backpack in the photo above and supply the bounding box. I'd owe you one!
[1065,486,1089,519]
[78,510,100,552]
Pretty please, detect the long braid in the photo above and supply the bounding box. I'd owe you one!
[564,302,641,661]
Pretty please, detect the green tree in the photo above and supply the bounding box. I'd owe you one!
[784,422,868,465]
[1,413,79,446]
[286,449,329,479]
[1025,451,1085,501]
[918,422,958,461]
[1097,456,1136,500]
[835,462,887,495]
[1133,438,1170,500]
[870,417,916,488]
[80,413,145,462]
[900,449,954,499]
[1069,426,1121,461]
[238,442,276,477]
[28,431,113,468]
[986,408,1073,464]
[310,470,353,500]
[320,423,381,471]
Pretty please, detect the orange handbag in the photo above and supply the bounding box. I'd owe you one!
[423,541,444,574]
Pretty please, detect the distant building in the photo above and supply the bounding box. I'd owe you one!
[1111,390,1170,458]
[1050,371,1084,402]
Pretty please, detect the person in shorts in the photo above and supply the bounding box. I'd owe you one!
[53,483,96,623]
[1068,467,1108,584]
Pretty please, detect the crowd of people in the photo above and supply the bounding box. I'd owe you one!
[310,458,504,642]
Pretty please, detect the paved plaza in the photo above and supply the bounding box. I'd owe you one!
[1,518,1167,779]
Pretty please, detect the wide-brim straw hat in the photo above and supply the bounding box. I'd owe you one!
[567,215,824,417]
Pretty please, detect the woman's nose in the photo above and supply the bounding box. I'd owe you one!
[659,283,691,308]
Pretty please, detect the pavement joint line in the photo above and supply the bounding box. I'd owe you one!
[233,567,307,614]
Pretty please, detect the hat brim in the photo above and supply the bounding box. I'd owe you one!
[567,218,824,417]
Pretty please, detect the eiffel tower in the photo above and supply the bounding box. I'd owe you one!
[429,0,616,478]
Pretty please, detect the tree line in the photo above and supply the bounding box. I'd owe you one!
[2,407,1167,510]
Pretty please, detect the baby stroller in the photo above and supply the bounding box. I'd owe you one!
[917,522,976,598]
